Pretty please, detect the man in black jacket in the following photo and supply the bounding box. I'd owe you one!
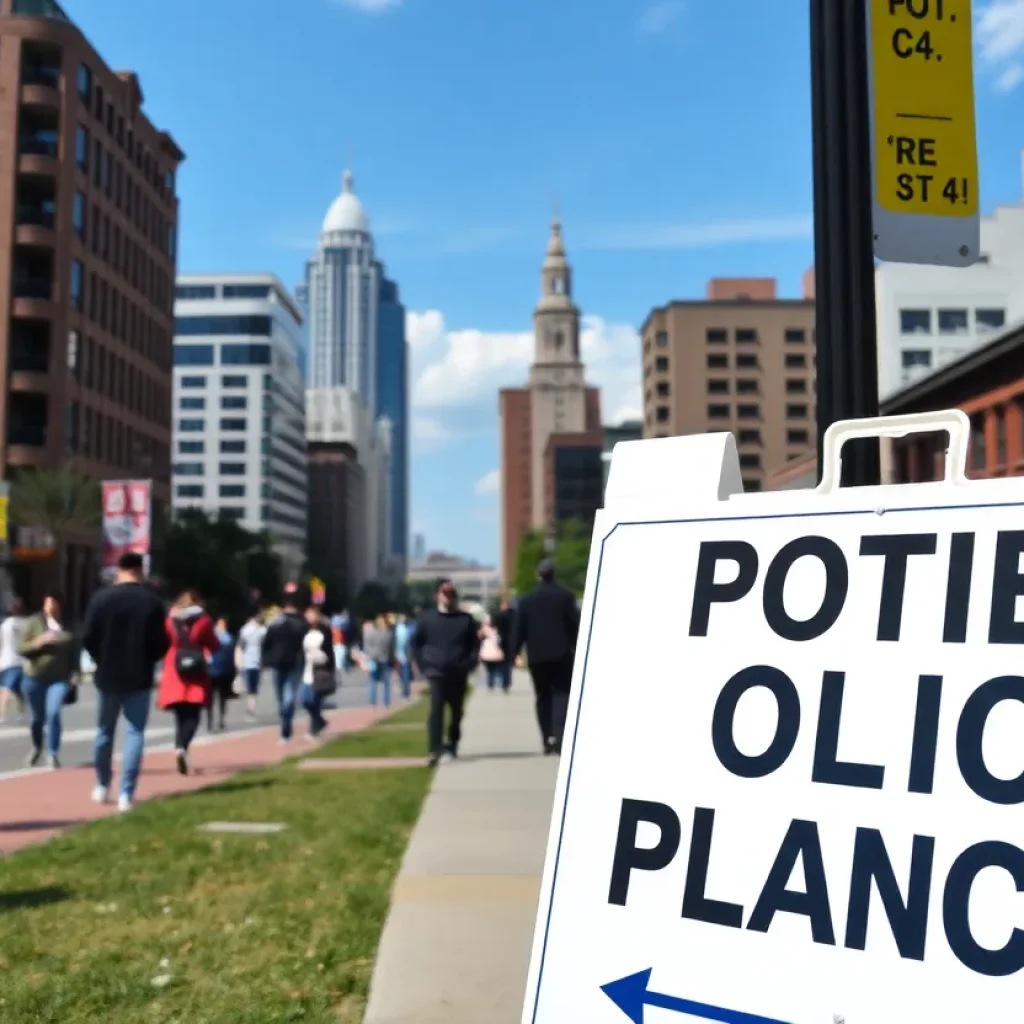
[409,578,480,766]
[82,551,170,811]
[510,559,580,755]
[261,584,308,742]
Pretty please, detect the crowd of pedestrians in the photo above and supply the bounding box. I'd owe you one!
[0,550,582,804]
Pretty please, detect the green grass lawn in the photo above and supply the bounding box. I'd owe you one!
[0,757,431,1022]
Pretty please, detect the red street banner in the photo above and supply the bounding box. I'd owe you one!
[101,480,152,572]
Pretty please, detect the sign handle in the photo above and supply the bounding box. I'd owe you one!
[816,409,970,494]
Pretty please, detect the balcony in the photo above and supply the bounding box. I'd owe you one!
[12,277,52,301]
[8,319,51,374]
[12,245,55,317]
[14,178,57,246]
[19,42,62,108]
[18,107,60,176]
[7,393,49,450]
[21,82,61,111]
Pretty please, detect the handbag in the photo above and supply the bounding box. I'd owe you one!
[312,666,337,696]
[63,682,78,706]
[231,673,246,696]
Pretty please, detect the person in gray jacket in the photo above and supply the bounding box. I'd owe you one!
[362,614,396,707]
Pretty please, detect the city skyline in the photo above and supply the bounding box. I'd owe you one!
[62,0,1024,563]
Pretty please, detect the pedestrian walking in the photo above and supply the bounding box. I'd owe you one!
[409,579,480,766]
[510,559,580,755]
[301,605,333,739]
[261,584,308,742]
[330,608,349,676]
[206,615,237,733]
[19,591,77,770]
[237,609,266,721]
[158,591,220,776]
[0,596,29,722]
[82,551,171,811]
[479,614,509,691]
[362,614,395,707]
[394,613,414,700]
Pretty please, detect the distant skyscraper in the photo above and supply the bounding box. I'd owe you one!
[413,532,426,564]
[376,274,408,566]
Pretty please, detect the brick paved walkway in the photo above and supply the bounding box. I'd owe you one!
[0,703,395,856]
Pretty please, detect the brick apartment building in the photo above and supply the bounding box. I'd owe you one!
[0,0,183,613]
[640,277,817,492]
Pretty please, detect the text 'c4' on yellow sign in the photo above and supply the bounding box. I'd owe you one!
[871,0,978,217]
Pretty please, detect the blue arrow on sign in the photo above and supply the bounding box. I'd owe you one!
[601,969,792,1024]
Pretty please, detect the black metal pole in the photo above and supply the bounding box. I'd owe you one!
[810,0,881,486]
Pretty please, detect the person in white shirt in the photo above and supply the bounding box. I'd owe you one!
[301,606,333,740]
[237,612,267,722]
[0,597,29,722]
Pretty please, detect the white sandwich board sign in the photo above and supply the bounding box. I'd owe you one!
[522,410,1024,1024]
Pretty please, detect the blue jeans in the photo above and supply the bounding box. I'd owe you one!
[95,689,151,799]
[368,661,392,707]
[23,677,70,756]
[397,657,412,700]
[485,662,510,691]
[243,667,261,696]
[1,665,23,695]
[301,683,328,735]
[272,668,302,739]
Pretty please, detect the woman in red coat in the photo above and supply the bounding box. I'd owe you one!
[158,590,219,776]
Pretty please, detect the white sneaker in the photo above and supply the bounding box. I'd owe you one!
[117,795,133,813]
[91,785,109,804]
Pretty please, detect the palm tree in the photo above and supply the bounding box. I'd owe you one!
[9,460,102,553]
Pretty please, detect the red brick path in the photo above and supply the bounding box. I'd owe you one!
[0,704,396,856]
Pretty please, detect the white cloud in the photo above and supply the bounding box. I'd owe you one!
[977,1,1024,91]
[584,215,813,251]
[408,310,642,449]
[411,414,457,454]
[330,0,401,11]
[637,1,686,35]
[474,469,500,497]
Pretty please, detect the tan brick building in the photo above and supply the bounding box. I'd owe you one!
[640,277,816,491]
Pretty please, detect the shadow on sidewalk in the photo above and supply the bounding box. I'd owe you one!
[0,820,82,833]
[0,886,71,911]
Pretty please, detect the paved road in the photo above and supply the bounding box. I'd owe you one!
[0,668,380,776]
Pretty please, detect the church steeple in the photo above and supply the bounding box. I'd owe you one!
[533,205,581,367]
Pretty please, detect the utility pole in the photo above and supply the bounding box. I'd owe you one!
[810,0,881,487]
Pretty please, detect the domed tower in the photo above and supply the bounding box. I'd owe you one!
[528,206,587,525]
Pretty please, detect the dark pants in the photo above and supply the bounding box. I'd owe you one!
[173,704,202,751]
[428,675,467,755]
[529,657,573,749]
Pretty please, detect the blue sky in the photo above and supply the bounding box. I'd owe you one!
[67,0,1024,565]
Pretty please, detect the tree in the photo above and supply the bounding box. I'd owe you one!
[512,527,546,596]
[9,461,102,545]
[554,517,590,597]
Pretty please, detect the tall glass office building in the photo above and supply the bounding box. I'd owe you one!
[376,274,408,565]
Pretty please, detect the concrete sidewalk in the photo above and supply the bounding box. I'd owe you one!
[364,672,558,1024]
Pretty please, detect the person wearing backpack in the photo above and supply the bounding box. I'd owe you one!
[158,590,219,776]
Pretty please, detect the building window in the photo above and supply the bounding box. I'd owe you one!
[655,381,669,398]
[708,379,729,394]
[174,315,272,337]
[976,308,1006,332]
[220,462,247,476]
[178,440,204,454]
[735,329,758,344]
[787,429,810,445]
[787,403,809,419]
[786,379,808,394]
[175,284,217,300]
[176,484,203,499]
[737,404,760,420]
[173,344,215,366]
[174,462,204,476]
[739,453,762,469]
[994,407,1007,466]
[75,125,89,169]
[179,375,206,388]
[179,396,205,410]
[654,356,669,373]
[900,309,932,334]
[77,63,92,101]
[706,329,727,345]
[220,507,246,521]
[178,418,204,432]
[73,192,86,238]
[220,418,247,431]
[707,404,730,420]
[70,260,83,309]
[970,415,986,470]
[938,309,969,335]
[785,353,807,368]
[736,380,759,395]
[784,328,806,344]
[901,349,932,369]
[736,354,758,369]
[651,331,667,348]
[222,284,271,299]
[221,374,248,388]
[220,484,246,498]
[220,439,246,453]
[707,354,728,369]
[743,478,763,492]
[738,429,761,445]
[221,395,247,410]
[655,406,669,423]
